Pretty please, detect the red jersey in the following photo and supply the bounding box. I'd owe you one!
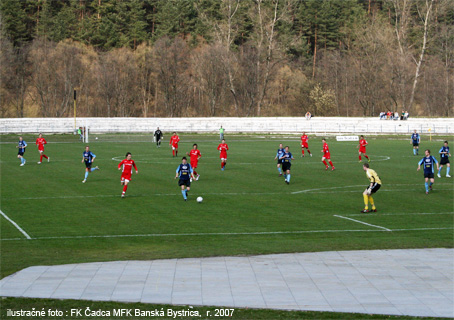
[36,137,47,150]
[301,135,309,147]
[218,143,229,158]
[359,139,368,148]
[189,149,201,164]
[323,142,330,155]
[170,135,180,146]
[118,159,137,179]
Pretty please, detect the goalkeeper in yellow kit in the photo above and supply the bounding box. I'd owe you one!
[361,163,382,213]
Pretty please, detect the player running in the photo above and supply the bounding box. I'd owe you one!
[81,146,99,183]
[118,152,138,198]
[279,146,294,184]
[36,133,49,164]
[300,132,312,157]
[187,143,201,181]
[154,127,163,148]
[169,132,180,157]
[175,157,195,201]
[361,163,381,213]
[274,143,285,176]
[17,136,27,166]
[437,141,451,178]
[417,149,439,194]
[217,139,229,171]
[358,135,370,162]
[411,130,420,156]
[321,138,335,171]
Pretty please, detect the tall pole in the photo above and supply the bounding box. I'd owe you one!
[74,89,77,129]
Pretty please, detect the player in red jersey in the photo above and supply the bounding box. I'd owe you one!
[358,135,370,163]
[186,143,202,181]
[301,132,312,157]
[36,133,49,164]
[321,138,335,171]
[217,139,229,171]
[169,132,180,157]
[118,152,138,198]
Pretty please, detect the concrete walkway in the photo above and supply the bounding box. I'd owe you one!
[1,249,452,318]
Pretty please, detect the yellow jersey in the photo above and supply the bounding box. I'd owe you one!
[366,168,382,185]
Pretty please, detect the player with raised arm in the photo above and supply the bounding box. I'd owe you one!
[36,133,49,164]
[187,143,202,181]
[438,141,451,178]
[118,152,138,198]
[274,143,285,176]
[411,130,420,156]
[301,132,312,157]
[321,138,335,171]
[169,132,180,157]
[154,127,163,148]
[217,139,229,171]
[358,135,370,163]
[175,157,195,201]
[82,146,99,183]
[417,149,439,194]
[279,146,294,184]
[17,136,27,166]
[361,163,381,213]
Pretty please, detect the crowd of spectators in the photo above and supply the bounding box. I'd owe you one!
[380,110,409,120]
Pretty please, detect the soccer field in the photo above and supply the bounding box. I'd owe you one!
[1,133,453,281]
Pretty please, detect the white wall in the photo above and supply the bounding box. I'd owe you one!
[1,117,453,134]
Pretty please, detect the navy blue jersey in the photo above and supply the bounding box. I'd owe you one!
[276,148,285,162]
[418,156,438,174]
[279,151,293,163]
[18,140,27,153]
[83,151,96,163]
[411,133,420,143]
[176,163,193,180]
[439,146,450,158]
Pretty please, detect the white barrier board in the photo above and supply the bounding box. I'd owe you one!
[336,136,359,141]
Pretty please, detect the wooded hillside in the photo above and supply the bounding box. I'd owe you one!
[1,0,453,117]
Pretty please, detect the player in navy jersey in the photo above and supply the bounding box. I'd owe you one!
[17,136,27,166]
[175,157,195,201]
[279,146,294,184]
[437,141,451,178]
[417,149,439,194]
[81,146,99,183]
[274,143,285,176]
[411,130,420,155]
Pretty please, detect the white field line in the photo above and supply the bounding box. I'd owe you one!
[334,215,392,232]
[1,227,452,241]
[3,183,453,201]
[0,209,31,239]
[345,212,454,217]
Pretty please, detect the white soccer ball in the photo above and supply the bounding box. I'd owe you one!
[197,196,203,203]
[95,137,98,140]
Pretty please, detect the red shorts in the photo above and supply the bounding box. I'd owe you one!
[121,174,132,182]
[301,143,309,149]
[323,153,331,160]
[172,144,178,149]
[191,161,198,169]
[38,146,44,151]
[359,147,366,153]
[220,152,227,160]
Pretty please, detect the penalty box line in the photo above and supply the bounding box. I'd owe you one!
[0,209,31,239]
[1,227,452,241]
[334,215,392,231]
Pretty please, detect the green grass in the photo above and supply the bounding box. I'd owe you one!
[1,133,453,319]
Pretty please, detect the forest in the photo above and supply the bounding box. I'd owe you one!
[0,0,453,118]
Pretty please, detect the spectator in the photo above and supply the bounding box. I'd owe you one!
[404,111,409,119]
[394,111,399,120]
[305,112,312,120]
[387,110,392,120]
[379,112,386,120]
